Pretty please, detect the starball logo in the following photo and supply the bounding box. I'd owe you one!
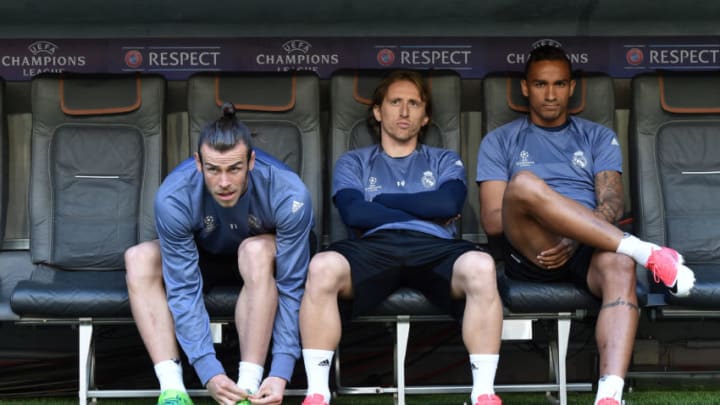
[256,39,340,72]
[1,40,87,77]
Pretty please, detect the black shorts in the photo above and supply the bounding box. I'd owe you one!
[327,229,486,318]
[198,249,243,293]
[195,231,316,293]
[503,237,594,292]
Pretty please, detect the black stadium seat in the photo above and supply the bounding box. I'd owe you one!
[10,73,167,404]
[630,72,720,312]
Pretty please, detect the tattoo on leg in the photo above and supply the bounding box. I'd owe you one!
[601,297,640,312]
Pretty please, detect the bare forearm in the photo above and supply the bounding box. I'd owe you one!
[594,171,624,224]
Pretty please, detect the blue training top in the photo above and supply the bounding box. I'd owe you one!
[333,144,467,239]
[476,116,622,209]
[154,149,313,385]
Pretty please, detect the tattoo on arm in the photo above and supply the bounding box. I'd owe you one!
[601,297,640,312]
[594,171,624,224]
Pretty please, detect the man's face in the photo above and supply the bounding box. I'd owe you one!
[521,59,576,127]
[373,79,429,145]
[195,142,255,208]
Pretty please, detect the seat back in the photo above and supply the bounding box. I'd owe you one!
[482,72,615,134]
[630,72,720,265]
[187,72,323,239]
[29,74,166,270]
[328,69,462,243]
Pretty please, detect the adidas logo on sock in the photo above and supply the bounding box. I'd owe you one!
[318,359,330,367]
[471,362,479,370]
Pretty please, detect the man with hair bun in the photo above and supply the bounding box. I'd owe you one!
[125,102,314,405]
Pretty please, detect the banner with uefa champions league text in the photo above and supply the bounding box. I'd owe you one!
[1,37,719,81]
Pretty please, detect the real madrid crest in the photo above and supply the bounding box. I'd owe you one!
[572,151,588,169]
[421,171,436,188]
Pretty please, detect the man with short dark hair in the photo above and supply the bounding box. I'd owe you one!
[476,45,695,405]
[125,103,313,405]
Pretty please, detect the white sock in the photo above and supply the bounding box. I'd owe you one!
[616,233,658,268]
[595,374,624,404]
[303,349,334,402]
[237,361,264,393]
[469,354,499,402]
[154,359,186,392]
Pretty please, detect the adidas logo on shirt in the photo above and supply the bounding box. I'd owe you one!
[292,200,304,213]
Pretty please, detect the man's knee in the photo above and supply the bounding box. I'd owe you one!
[238,234,276,263]
[593,253,637,291]
[238,235,276,282]
[454,251,497,293]
[505,171,545,204]
[124,241,162,282]
[306,252,349,296]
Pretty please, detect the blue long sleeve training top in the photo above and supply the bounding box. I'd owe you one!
[154,150,313,385]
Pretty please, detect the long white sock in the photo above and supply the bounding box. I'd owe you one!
[303,349,334,403]
[237,361,264,393]
[616,233,658,268]
[595,374,624,404]
[154,359,186,392]
[469,354,499,402]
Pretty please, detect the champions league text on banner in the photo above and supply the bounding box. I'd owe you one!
[1,37,720,80]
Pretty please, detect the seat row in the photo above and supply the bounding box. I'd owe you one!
[0,69,717,405]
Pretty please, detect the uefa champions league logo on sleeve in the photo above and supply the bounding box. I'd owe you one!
[203,216,217,233]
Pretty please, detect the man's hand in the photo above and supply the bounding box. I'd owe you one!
[537,238,578,269]
[430,214,461,227]
[249,376,287,405]
[207,374,246,405]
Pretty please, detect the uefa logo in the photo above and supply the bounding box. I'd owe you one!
[124,50,143,68]
[376,48,395,66]
[532,38,563,50]
[28,40,58,56]
[626,48,644,66]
